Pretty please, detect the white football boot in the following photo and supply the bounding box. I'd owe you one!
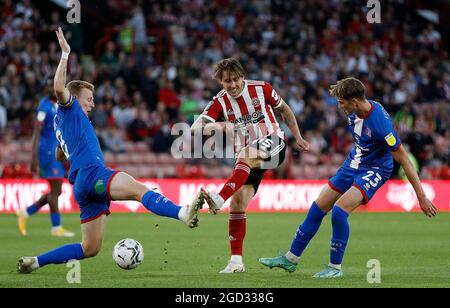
[200,188,224,214]
[219,258,246,274]
[179,190,204,228]
[51,226,75,237]
[17,257,39,274]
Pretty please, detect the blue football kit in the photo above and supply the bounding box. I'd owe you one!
[329,100,401,203]
[54,96,118,223]
[36,96,65,179]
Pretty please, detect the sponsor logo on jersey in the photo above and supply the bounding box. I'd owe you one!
[232,111,264,126]
[384,132,396,146]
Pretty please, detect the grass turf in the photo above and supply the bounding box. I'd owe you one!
[0,212,449,288]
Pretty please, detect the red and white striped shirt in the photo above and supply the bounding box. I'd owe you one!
[200,80,285,148]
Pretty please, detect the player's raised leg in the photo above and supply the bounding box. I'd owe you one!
[202,146,264,214]
[313,186,363,278]
[108,172,204,228]
[18,215,106,274]
[259,185,341,272]
[219,185,255,274]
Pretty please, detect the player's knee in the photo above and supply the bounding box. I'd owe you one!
[82,242,102,258]
[230,196,246,212]
[230,203,245,212]
[315,200,333,213]
[230,198,241,209]
[237,157,258,169]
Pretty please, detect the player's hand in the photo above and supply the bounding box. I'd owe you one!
[294,137,310,152]
[30,160,39,178]
[418,197,438,218]
[55,27,71,54]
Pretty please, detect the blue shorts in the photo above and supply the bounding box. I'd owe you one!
[39,152,65,179]
[328,165,392,204]
[72,165,119,224]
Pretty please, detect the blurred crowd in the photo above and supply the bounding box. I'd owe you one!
[0,0,449,180]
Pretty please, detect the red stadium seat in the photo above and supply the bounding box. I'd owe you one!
[130,153,145,164]
[21,142,32,152]
[156,153,172,164]
[104,152,115,165]
[135,142,149,153]
[142,152,157,164]
[16,152,31,164]
[115,153,129,164]
[124,141,135,152]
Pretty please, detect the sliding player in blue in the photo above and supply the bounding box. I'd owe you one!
[16,76,75,237]
[17,27,204,274]
[259,77,437,278]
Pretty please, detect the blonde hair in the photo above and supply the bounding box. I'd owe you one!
[329,77,365,100]
[213,58,246,81]
[66,80,95,96]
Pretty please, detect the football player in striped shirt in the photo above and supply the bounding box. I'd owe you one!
[191,58,309,273]
[259,77,437,278]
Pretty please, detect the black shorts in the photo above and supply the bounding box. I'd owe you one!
[244,135,286,193]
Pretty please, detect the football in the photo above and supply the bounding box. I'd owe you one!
[112,238,144,270]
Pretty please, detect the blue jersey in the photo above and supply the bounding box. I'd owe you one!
[343,100,401,171]
[37,96,58,157]
[54,97,104,183]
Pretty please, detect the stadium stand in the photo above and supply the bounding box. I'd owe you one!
[0,0,448,180]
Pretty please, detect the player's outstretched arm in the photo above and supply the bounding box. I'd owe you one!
[277,102,309,152]
[54,27,71,105]
[391,144,438,217]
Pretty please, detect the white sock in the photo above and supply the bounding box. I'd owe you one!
[328,263,342,270]
[32,257,40,270]
[230,255,243,264]
[52,226,62,231]
[285,251,299,264]
[178,206,187,221]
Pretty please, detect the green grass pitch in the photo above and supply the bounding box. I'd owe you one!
[1,212,449,288]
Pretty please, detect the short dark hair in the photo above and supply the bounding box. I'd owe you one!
[213,58,246,81]
[66,80,95,96]
[329,77,366,100]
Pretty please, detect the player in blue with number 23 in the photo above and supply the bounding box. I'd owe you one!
[259,77,437,278]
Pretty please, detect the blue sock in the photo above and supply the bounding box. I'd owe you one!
[37,243,85,267]
[142,190,181,220]
[26,204,40,216]
[50,212,61,227]
[330,206,350,266]
[289,202,327,257]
